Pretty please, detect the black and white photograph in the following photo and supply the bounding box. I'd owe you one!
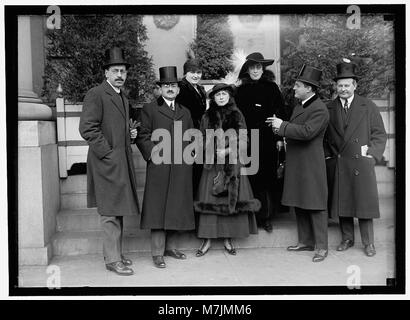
[2,0,406,302]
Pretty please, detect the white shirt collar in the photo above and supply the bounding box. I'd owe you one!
[106,80,121,94]
[339,94,354,108]
[162,97,175,107]
[301,93,315,106]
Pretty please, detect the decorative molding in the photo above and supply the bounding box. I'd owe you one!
[153,15,180,30]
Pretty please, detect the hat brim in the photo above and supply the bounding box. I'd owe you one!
[333,75,359,82]
[156,79,182,85]
[103,62,131,70]
[239,59,275,78]
[294,78,320,88]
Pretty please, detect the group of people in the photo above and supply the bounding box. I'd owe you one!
[79,47,387,276]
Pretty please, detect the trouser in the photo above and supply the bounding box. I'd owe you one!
[100,216,124,264]
[339,217,374,246]
[294,207,328,250]
[151,229,179,256]
[254,188,276,225]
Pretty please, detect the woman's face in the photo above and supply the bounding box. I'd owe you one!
[214,90,230,106]
[185,70,202,85]
[248,63,263,80]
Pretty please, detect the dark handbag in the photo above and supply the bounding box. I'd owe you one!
[212,170,229,197]
[276,153,285,180]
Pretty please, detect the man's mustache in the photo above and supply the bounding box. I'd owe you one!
[167,90,174,94]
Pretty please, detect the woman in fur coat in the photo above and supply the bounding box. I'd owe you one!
[194,83,260,256]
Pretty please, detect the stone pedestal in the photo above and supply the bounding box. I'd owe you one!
[18,121,60,265]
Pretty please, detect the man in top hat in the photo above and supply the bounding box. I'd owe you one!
[79,47,140,276]
[136,66,195,268]
[268,65,330,262]
[176,59,207,197]
[324,60,387,257]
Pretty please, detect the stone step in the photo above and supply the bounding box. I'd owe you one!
[61,189,145,209]
[51,214,395,256]
[57,208,140,232]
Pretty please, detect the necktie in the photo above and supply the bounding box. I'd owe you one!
[170,102,174,111]
[343,99,349,113]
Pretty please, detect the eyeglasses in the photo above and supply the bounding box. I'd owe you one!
[162,83,178,88]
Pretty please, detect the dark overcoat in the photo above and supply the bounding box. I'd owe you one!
[278,95,329,210]
[136,97,195,230]
[324,95,387,219]
[176,77,207,129]
[79,81,140,216]
[235,76,288,188]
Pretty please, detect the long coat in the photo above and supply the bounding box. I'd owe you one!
[235,76,288,189]
[176,77,207,129]
[278,95,329,210]
[79,81,140,216]
[324,95,387,219]
[136,97,195,230]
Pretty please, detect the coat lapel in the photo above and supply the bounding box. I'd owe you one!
[290,104,305,121]
[341,95,367,150]
[157,97,176,120]
[327,99,344,138]
[103,81,126,119]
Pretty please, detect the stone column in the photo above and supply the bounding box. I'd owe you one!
[18,15,59,265]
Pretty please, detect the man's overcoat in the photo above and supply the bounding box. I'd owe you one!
[136,97,195,230]
[324,95,387,219]
[79,81,140,216]
[278,95,329,210]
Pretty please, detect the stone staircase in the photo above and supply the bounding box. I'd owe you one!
[51,148,396,257]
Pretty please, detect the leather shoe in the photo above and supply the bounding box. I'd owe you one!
[196,239,211,257]
[337,240,354,251]
[164,249,186,259]
[152,255,166,268]
[224,239,237,255]
[287,244,315,251]
[312,249,328,262]
[106,261,134,276]
[364,244,376,257]
[263,221,273,233]
[121,255,133,266]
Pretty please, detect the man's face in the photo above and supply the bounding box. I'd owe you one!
[160,83,180,100]
[105,65,127,88]
[248,63,263,80]
[185,70,202,85]
[336,78,356,100]
[293,81,311,100]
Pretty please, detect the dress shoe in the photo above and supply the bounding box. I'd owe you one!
[152,255,166,268]
[312,249,328,262]
[121,255,133,266]
[106,261,134,276]
[364,244,376,257]
[337,239,354,251]
[287,244,315,251]
[224,238,237,255]
[164,249,186,259]
[196,239,211,257]
[263,221,273,233]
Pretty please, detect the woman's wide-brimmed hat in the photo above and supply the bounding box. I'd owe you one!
[294,64,322,88]
[156,66,181,85]
[239,52,275,78]
[102,47,131,70]
[333,61,359,81]
[208,83,234,99]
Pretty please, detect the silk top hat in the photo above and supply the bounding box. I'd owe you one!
[334,60,359,81]
[102,47,131,69]
[239,52,275,78]
[156,66,180,85]
[294,64,322,88]
[208,83,234,99]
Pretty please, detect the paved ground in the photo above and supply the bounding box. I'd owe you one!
[19,243,394,288]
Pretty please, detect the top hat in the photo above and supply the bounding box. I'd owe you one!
[156,66,180,85]
[294,64,322,88]
[333,61,359,81]
[239,52,275,78]
[208,83,234,99]
[183,59,202,74]
[102,47,131,70]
